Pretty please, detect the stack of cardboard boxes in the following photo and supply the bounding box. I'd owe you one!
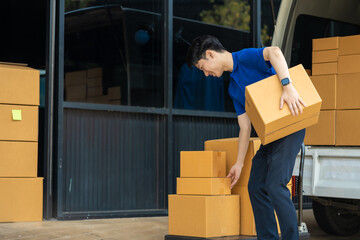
[86,68,107,104]
[306,34,360,146]
[65,68,121,105]
[205,138,292,236]
[0,63,42,222]
[65,70,87,102]
[168,151,239,238]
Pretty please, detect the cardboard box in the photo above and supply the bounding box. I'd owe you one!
[87,67,102,78]
[180,151,226,178]
[339,34,360,55]
[313,37,339,51]
[86,95,109,104]
[65,70,87,86]
[312,62,338,75]
[109,100,121,105]
[177,178,231,195]
[65,98,86,102]
[65,85,86,100]
[310,75,336,110]
[108,86,121,100]
[338,54,360,74]
[87,77,102,88]
[0,105,38,141]
[0,178,43,222]
[305,69,311,76]
[232,184,292,236]
[337,73,360,109]
[312,50,338,63]
[204,138,260,187]
[0,141,38,177]
[304,110,335,145]
[336,110,360,146]
[87,86,103,97]
[245,65,322,145]
[0,63,39,106]
[168,194,239,238]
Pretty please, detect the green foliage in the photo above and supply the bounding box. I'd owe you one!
[200,0,250,31]
[200,0,272,46]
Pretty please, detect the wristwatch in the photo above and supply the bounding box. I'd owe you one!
[281,77,292,86]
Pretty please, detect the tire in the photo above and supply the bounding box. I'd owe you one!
[312,200,360,236]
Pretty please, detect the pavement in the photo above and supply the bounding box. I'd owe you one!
[0,209,359,240]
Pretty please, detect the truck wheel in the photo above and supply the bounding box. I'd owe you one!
[312,200,360,236]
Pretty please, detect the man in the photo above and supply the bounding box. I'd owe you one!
[186,35,306,240]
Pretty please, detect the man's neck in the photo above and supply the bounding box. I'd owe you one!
[222,51,234,72]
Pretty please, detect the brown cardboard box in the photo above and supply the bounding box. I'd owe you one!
[65,85,86,100]
[310,75,336,110]
[0,63,39,106]
[204,138,261,187]
[108,86,121,100]
[338,54,360,74]
[87,86,103,97]
[312,50,338,63]
[313,37,339,51]
[109,100,121,105]
[231,186,256,235]
[86,95,109,104]
[336,110,360,146]
[304,110,335,145]
[87,77,102,88]
[245,65,322,145]
[337,73,360,109]
[65,70,87,86]
[168,194,239,238]
[232,184,292,236]
[180,151,226,178]
[0,105,38,141]
[176,178,231,195]
[87,67,102,78]
[0,141,38,177]
[339,34,360,55]
[312,62,338,75]
[0,178,43,222]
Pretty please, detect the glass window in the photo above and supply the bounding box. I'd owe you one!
[261,0,281,46]
[172,0,280,112]
[291,14,360,69]
[64,1,163,107]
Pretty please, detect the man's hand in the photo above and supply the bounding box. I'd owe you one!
[227,163,243,189]
[280,84,307,116]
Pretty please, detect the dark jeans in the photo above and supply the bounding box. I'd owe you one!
[248,129,305,240]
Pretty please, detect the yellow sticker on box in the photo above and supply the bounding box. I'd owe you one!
[12,109,22,121]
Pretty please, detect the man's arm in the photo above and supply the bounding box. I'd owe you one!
[263,46,306,116]
[227,113,251,189]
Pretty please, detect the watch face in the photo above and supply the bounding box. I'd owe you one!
[281,78,290,86]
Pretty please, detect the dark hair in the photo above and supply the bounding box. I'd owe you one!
[186,35,226,68]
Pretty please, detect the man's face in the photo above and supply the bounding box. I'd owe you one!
[195,50,223,78]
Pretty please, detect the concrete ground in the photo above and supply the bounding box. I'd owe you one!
[0,209,359,240]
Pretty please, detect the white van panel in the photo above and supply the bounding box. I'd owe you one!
[294,146,360,200]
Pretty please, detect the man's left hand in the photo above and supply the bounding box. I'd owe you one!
[280,84,307,116]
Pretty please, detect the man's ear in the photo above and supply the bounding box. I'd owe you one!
[206,50,215,59]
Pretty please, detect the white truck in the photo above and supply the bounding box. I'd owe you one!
[273,0,360,236]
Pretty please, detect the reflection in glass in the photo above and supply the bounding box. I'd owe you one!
[174,64,224,111]
[172,0,281,112]
[173,0,252,112]
[64,2,163,107]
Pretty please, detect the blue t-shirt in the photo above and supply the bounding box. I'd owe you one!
[228,48,276,115]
